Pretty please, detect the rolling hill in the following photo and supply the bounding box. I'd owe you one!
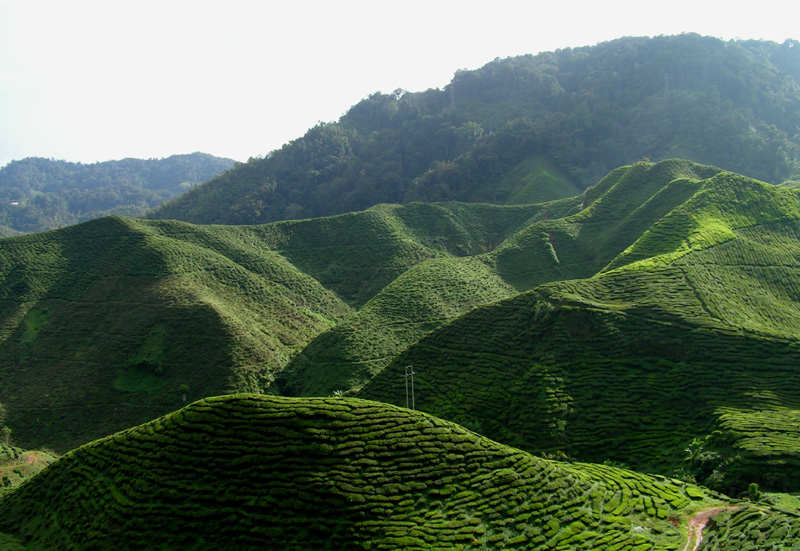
[359,167,800,493]
[4,159,800,499]
[277,160,722,397]
[149,34,800,226]
[0,201,556,452]
[0,394,768,551]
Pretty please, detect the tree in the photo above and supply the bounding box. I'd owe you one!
[684,437,705,470]
[0,403,10,447]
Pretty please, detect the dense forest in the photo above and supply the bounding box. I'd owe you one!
[0,153,234,233]
[150,34,800,226]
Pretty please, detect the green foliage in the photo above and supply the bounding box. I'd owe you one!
[0,153,234,233]
[0,442,56,498]
[7,156,800,509]
[359,163,800,492]
[0,200,557,451]
[0,215,356,451]
[700,505,800,550]
[0,395,725,550]
[685,438,706,470]
[151,35,800,226]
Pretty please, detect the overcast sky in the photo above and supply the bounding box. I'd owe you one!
[1,0,797,167]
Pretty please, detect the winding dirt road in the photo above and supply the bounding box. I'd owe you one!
[681,507,740,551]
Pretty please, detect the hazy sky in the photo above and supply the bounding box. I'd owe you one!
[1,0,797,167]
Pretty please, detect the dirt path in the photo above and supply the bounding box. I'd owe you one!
[682,507,739,551]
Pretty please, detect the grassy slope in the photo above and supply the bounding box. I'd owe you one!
[247,201,546,306]
[468,155,583,205]
[0,217,351,451]
[282,160,723,397]
[0,445,56,498]
[276,199,584,396]
[501,156,583,205]
[360,169,800,491]
[0,202,565,451]
[0,394,737,551]
[489,159,723,291]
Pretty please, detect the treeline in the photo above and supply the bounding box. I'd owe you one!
[150,34,800,226]
[0,153,234,233]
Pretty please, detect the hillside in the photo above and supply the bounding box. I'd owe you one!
[149,34,800,226]
[359,169,800,493]
[0,201,553,452]
[277,160,721,396]
[0,216,350,450]
[0,394,762,551]
[0,153,234,233]
[5,159,800,498]
[274,198,583,396]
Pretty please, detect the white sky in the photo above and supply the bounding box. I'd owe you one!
[0,0,797,167]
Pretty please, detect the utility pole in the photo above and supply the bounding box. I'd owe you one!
[404,365,416,410]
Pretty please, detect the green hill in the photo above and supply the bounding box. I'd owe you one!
[0,201,559,452]
[5,158,800,498]
[0,216,350,451]
[149,35,800,226]
[359,169,800,493]
[0,153,234,233]
[277,160,720,397]
[275,199,583,396]
[0,394,758,551]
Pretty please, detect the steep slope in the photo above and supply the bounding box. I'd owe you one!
[0,217,350,451]
[0,201,557,451]
[276,198,583,396]
[0,153,235,233]
[149,35,800,226]
[254,201,545,306]
[281,160,721,397]
[489,159,723,290]
[0,394,740,551]
[360,172,800,493]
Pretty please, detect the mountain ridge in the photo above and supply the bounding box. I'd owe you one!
[0,153,234,233]
[149,34,800,227]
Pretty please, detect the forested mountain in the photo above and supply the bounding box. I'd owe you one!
[0,153,234,233]
[149,34,800,226]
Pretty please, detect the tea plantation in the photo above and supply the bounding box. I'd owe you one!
[359,169,800,493]
[0,201,552,452]
[0,395,764,550]
[278,160,724,397]
[4,159,800,543]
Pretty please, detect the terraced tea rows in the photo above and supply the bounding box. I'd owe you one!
[699,506,800,550]
[281,160,725,397]
[0,395,723,550]
[0,201,554,452]
[360,171,800,491]
[276,256,518,396]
